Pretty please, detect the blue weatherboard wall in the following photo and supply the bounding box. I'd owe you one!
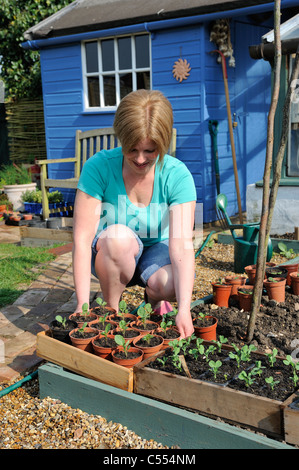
[39,17,271,223]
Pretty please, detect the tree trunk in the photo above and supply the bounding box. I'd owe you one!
[246,0,282,342]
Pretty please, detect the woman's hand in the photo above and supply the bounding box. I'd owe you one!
[175,309,194,339]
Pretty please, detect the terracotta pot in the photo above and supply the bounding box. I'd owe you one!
[290,272,299,295]
[280,264,299,287]
[192,315,218,341]
[90,305,116,317]
[212,282,232,307]
[69,312,99,328]
[108,313,136,324]
[237,285,254,312]
[113,327,142,344]
[224,275,246,297]
[111,346,144,368]
[89,318,118,333]
[23,214,32,220]
[156,327,180,350]
[133,334,164,360]
[0,204,6,212]
[69,327,99,352]
[263,277,286,303]
[244,263,275,284]
[129,320,159,336]
[91,333,117,360]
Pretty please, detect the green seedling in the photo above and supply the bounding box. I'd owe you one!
[55,315,67,328]
[238,369,256,388]
[241,344,257,362]
[278,242,296,259]
[141,333,154,344]
[267,277,279,283]
[114,334,131,357]
[156,355,168,367]
[137,303,153,324]
[77,322,88,336]
[208,360,222,379]
[101,323,111,338]
[229,343,256,367]
[81,302,89,316]
[204,345,217,362]
[95,297,107,307]
[118,320,129,334]
[196,311,209,320]
[189,338,205,359]
[118,300,128,318]
[238,288,253,295]
[254,360,266,376]
[283,355,299,387]
[213,335,228,353]
[267,348,278,367]
[265,376,280,391]
[96,313,109,327]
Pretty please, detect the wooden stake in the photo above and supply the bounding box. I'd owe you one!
[212,50,243,224]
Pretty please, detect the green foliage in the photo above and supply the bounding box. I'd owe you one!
[114,334,131,357]
[81,302,89,316]
[55,315,67,328]
[0,163,32,185]
[278,242,296,259]
[0,0,73,101]
[0,242,55,307]
[21,189,63,203]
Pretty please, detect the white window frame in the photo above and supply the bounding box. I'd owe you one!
[82,33,152,112]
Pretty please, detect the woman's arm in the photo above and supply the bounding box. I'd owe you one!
[169,201,196,338]
[72,189,102,313]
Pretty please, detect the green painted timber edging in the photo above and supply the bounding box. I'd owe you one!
[38,363,293,449]
[217,233,299,256]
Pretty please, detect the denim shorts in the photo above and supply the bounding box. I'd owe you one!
[91,230,171,288]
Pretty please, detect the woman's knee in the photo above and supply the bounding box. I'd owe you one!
[96,224,140,260]
[147,265,174,296]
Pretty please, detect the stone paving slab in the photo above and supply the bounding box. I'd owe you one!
[0,305,31,327]
[0,247,104,382]
[13,289,50,307]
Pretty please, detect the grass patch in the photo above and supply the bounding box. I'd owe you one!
[0,243,57,307]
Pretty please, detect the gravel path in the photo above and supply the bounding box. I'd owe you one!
[0,240,287,449]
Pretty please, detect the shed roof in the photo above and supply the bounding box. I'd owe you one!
[24,0,274,40]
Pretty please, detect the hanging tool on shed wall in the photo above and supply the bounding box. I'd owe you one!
[208,120,220,195]
[210,49,243,224]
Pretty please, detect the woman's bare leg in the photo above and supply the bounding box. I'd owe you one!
[145,264,176,312]
[94,225,140,311]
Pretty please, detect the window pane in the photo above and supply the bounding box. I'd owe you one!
[85,41,98,73]
[135,35,149,68]
[137,71,150,90]
[87,77,100,107]
[118,37,132,70]
[103,76,116,106]
[120,73,132,99]
[102,39,114,71]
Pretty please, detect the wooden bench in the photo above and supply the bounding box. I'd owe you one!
[37,127,177,219]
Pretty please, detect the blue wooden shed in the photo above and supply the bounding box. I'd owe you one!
[22,0,299,224]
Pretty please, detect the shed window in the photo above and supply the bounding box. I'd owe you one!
[83,34,151,110]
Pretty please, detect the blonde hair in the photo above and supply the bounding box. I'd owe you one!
[113,89,173,165]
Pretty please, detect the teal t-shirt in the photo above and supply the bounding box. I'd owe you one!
[77,147,197,246]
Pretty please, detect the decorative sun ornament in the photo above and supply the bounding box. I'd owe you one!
[172,58,191,82]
